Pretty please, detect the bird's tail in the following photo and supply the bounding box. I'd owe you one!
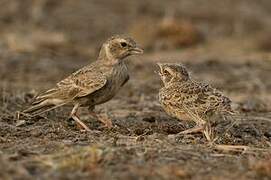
[23,100,52,113]
[23,88,69,116]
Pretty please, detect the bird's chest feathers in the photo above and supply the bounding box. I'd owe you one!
[108,63,129,92]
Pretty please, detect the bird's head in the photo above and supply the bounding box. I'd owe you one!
[99,35,143,62]
[157,63,190,86]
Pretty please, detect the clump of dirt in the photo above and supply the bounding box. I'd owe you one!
[0,154,31,180]
[252,156,271,177]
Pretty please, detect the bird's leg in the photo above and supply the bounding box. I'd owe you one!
[177,113,205,134]
[177,109,214,141]
[88,108,113,129]
[202,122,214,142]
[178,125,205,135]
[70,104,91,132]
[178,122,214,142]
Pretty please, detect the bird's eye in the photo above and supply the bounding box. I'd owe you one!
[120,42,127,47]
[164,70,170,75]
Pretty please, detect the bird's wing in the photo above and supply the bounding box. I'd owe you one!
[165,81,228,115]
[56,69,107,99]
[183,81,231,114]
[24,66,107,114]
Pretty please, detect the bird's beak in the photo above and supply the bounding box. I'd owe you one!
[130,47,144,55]
[157,63,163,75]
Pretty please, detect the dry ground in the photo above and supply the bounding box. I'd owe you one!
[0,0,271,179]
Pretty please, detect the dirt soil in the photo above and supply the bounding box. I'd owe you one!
[0,0,271,180]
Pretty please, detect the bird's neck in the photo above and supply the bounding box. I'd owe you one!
[165,78,189,87]
[97,45,122,66]
[173,76,190,83]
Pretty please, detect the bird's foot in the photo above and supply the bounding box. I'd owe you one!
[71,115,91,132]
[97,114,113,129]
[76,123,91,132]
[178,123,214,142]
[89,111,113,129]
[178,126,205,135]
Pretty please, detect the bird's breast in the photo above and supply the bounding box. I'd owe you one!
[92,64,129,105]
[110,63,129,87]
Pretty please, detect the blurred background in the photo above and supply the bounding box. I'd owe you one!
[0,0,271,49]
[0,0,271,81]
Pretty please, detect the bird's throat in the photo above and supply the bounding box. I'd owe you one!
[98,45,121,65]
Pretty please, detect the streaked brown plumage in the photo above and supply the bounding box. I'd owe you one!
[24,35,143,131]
[158,63,233,140]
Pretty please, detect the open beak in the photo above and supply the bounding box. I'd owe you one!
[130,47,144,55]
[157,63,163,75]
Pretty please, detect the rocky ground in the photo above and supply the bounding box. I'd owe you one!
[0,0,271,179]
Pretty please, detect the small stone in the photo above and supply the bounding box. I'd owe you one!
[30,129,42,137]
[264,131,271,138]
[142,116,156,123]
[16,120,26,127]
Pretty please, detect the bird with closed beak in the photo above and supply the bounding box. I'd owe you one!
[24,35,143,131]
